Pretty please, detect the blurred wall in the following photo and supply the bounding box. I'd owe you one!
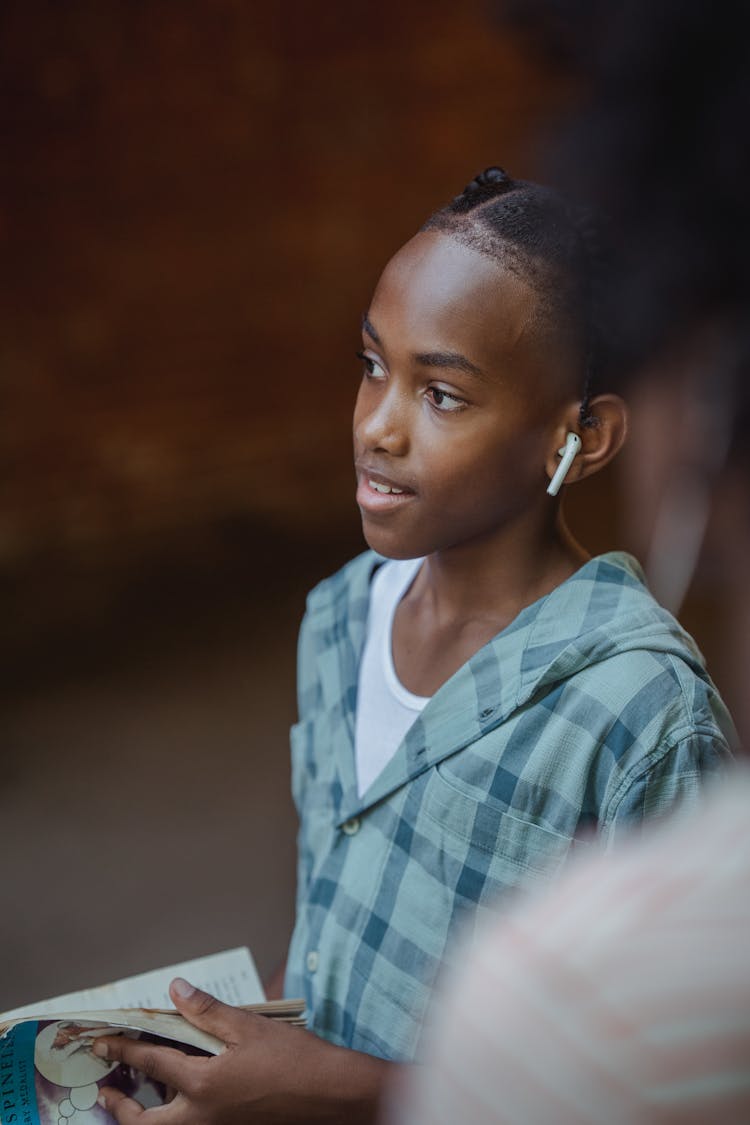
[0,1,730,1008]
[0,0,577,659]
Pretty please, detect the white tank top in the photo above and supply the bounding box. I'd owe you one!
[355,557,430,798]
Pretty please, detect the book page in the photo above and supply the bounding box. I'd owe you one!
[0,947,264,1021]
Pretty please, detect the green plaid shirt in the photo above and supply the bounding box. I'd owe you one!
[284,551,733,1060]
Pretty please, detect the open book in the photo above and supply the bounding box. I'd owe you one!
[0,947,305,1124]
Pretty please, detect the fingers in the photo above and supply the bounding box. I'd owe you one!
[92,1035,194,1091]
[168,978,251,1045]
[97,1087,151,1125]
[98,1086,184,1125]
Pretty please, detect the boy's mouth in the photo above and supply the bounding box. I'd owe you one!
[355,465,416,512]
[368,479,404,495]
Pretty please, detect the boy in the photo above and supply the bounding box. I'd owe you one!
[95,170,734,1124]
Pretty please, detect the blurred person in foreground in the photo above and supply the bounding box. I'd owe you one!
[388,2,750,1122]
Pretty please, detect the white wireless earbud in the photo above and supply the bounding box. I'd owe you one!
[546,432,582,496]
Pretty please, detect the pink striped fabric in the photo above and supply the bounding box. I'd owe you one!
[388,774,750,1124]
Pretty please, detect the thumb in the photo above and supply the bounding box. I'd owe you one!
[169,978,245,1043]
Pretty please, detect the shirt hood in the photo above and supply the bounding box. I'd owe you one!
[514,551,708,703]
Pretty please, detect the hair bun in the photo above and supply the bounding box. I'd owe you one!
[464,167,512,194]
[451,166,514,211]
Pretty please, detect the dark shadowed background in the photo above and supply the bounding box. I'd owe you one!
[0,0,730,1009]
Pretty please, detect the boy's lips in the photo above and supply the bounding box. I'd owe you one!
[355,464,416,512]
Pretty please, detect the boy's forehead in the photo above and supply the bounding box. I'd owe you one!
[368,230,539,366]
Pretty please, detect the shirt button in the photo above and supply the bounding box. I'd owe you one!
[306,950,319,973]
[342,817,360,836]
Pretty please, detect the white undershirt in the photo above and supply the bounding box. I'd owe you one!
[355,557,430,798]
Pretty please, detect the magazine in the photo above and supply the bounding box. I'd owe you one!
[0,948,305,1125]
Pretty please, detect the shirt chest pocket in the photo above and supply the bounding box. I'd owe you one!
[420,764,581,896]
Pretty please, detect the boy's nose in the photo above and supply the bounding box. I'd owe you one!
[355,388,409,457]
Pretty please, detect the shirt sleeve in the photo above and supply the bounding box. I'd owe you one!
[601,728,732,845]
[296,597,322,721]
[289,601,322,924]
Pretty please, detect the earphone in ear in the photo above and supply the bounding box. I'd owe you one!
[547,432,582,497]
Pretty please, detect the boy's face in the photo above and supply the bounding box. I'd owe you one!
[353,230,569,560]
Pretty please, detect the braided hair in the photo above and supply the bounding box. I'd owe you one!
[422,167,615,425]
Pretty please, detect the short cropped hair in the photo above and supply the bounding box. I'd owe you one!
[422,167,618,423]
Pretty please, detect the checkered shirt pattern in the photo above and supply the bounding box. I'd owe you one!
[392,772,750,1125]
[284,551,734,1061]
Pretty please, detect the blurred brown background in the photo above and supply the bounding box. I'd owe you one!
[0,0,729,1009]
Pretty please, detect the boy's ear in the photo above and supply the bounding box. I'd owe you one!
[545,395,629,488]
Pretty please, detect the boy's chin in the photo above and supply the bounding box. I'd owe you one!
[360,523,425,562]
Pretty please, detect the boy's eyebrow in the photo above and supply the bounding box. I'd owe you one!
[361,314,486,381]
[361,314,382,346]
[414,350,486,380]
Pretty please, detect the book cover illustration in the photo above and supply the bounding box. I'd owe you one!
[1,1015,193,1125]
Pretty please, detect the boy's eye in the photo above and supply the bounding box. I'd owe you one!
[356,350,386,380]
[427,386,465,413]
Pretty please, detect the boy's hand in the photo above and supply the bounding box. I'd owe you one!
[94,978,390,1125]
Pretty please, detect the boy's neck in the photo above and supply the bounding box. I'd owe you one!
[409,510,588,630]
[391,509,589,698]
